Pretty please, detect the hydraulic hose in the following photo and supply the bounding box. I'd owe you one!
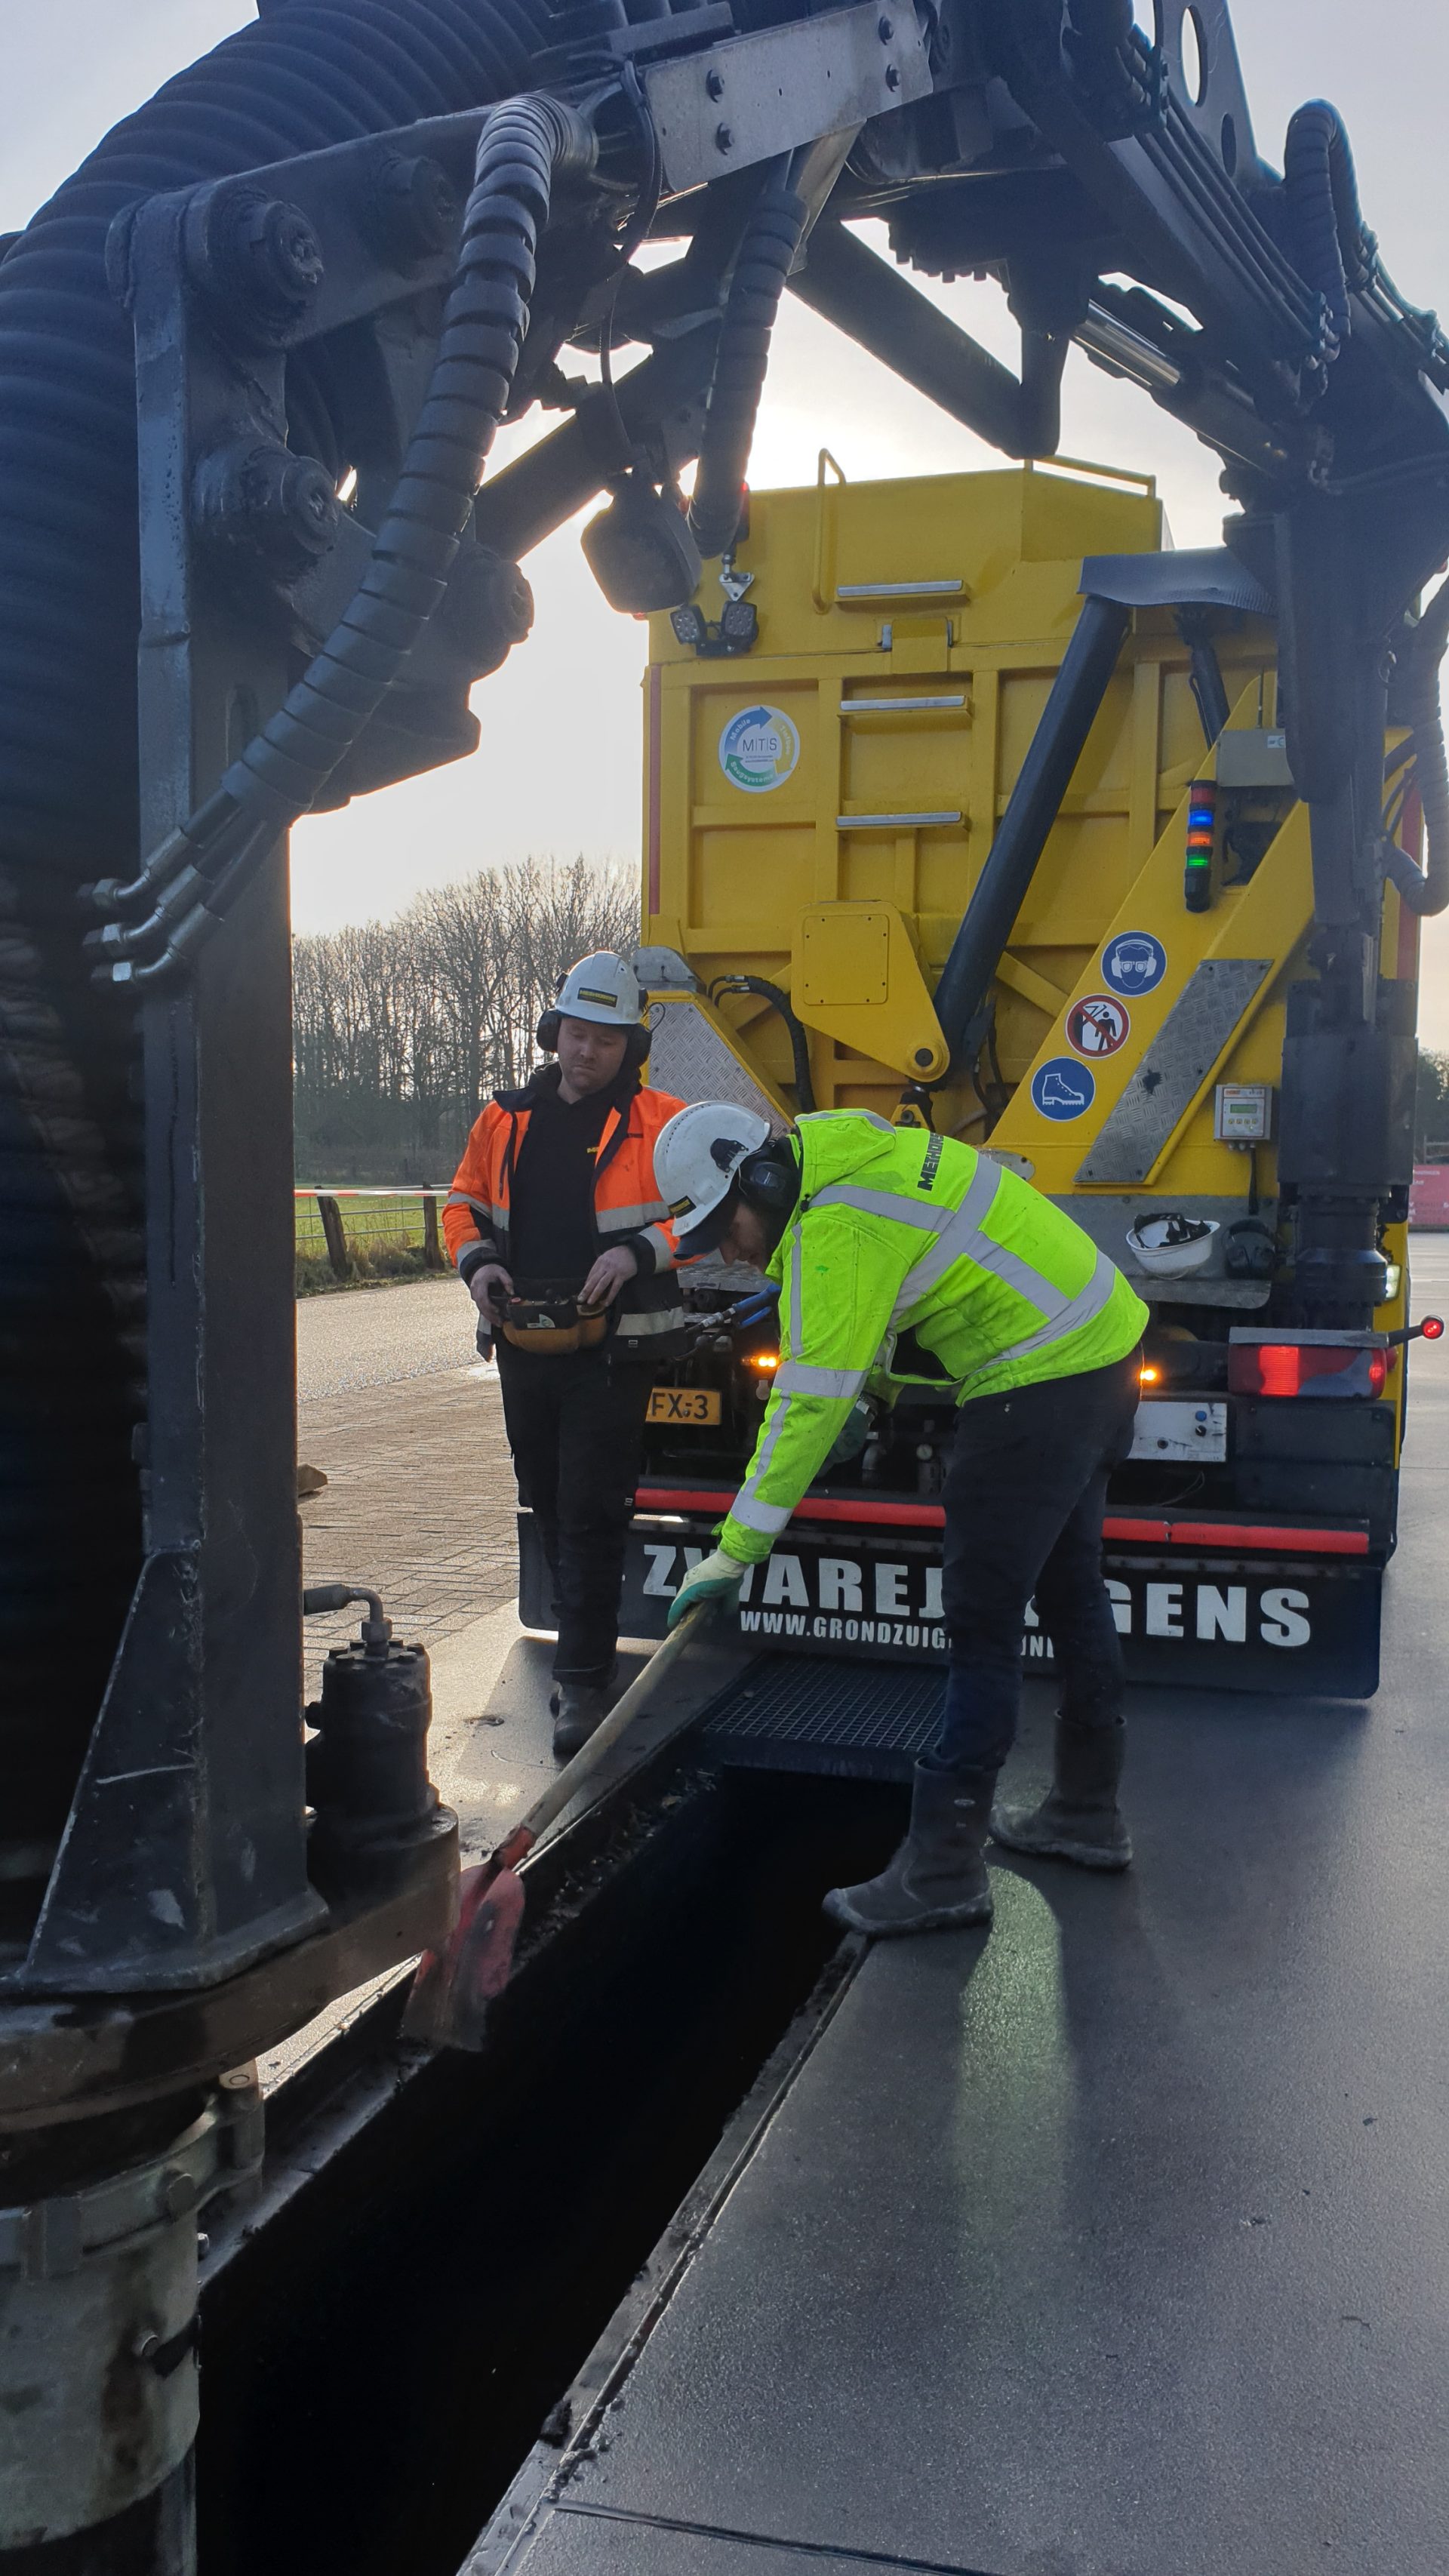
[688,165,807,562]
[931,593,1131,1064]
[1383,578,1449,918]
[1175,608,1230,747]
[1281,100,1377,349]
[0,0,553,1947]
[710,975,817,1113]
[86,91,595,985]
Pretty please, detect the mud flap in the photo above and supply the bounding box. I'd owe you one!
[518,1513,1383,1702]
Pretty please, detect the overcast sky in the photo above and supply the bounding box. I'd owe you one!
[8,3,1449,1035]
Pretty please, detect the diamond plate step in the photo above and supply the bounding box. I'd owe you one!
[700,1654,944,1780]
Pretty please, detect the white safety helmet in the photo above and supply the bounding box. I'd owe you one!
[1126,1211,1220,1278]
[537,950,646,1053]
[654,1100,776,1253]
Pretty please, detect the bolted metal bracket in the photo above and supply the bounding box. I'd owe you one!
[0,2092,264,2547]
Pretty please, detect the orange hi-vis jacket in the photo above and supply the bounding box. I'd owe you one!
[443,1071,688,1359]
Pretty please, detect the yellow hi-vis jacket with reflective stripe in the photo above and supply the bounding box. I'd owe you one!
[720,1110,1148,1566]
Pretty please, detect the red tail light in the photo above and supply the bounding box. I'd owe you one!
[1229,1341,1386,1399]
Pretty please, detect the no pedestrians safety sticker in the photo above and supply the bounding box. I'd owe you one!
[1066,993,1130,1057]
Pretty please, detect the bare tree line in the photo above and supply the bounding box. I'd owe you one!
[294,857,640,1183]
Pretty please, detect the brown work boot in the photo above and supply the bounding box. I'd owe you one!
[551,1682,608,1762]
[991,1716,1131,1870]
[823,1764,995,1937]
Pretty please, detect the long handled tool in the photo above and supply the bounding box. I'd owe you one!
[402,1604,715,2051]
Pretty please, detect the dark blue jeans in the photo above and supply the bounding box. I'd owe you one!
[931,1349,1142,1776]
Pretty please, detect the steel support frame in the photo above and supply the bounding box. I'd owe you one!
[1271,482,1449,1324]
[0,132,480,2574]
[17,197,321,1996]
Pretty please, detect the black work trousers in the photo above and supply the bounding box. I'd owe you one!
[932,1347,1141,1776]
[495,1342,652,1685]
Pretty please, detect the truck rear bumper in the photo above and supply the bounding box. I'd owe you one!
[518,1485,1383,1699]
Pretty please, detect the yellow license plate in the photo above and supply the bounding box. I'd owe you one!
[648,1385,722,1426]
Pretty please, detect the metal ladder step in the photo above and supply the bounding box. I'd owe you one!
[700,1654,944,1780]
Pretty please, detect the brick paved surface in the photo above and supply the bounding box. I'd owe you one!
[297,1278,521,1690]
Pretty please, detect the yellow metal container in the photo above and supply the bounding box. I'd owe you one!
[645,459,1278,1118]
[641,453,1415,1408]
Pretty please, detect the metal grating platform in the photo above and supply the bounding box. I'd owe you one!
[700,1654,945,1780]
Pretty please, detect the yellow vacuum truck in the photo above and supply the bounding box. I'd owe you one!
[529,459,1433,1697]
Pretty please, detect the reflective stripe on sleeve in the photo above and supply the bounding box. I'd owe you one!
[728,1491,795,1535]
[734,1386,795,1528]
[597,1200,672,1233]
[445,1190,507,1231]
[614,1304,686,1337]
[639,1222,676,1270]
[774,1359,866,1399]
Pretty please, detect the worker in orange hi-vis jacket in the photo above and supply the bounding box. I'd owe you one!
[442,952,686,1759]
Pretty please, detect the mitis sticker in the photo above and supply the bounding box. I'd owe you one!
[718,703,801,793]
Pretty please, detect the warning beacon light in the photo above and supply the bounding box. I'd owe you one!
[1184,779,1217,913]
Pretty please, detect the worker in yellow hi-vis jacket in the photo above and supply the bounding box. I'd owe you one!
[654,1103,1149,1940]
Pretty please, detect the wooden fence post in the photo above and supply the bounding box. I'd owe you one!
[317,1193,351,1280]
[422,1193,444,1270]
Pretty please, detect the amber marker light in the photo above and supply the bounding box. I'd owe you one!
[1139,1363,1161,1386]
[749,1351,780,1371]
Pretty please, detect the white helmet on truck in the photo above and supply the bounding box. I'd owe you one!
[1125,1210,1219,1277]
[537,949,647,1054]
[655,1100,794,1253]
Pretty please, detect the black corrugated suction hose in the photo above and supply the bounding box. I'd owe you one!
[0,0,554,1950]
[1281,100,1376,351]
[87,88,593,983]
[688,165,807,561]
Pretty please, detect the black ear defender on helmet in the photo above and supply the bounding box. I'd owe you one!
[535,1003,653,1066]
[734,1138,800,1221]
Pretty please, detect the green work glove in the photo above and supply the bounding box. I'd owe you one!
[667,1548,746,1630]
[823,1397,875,1473]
